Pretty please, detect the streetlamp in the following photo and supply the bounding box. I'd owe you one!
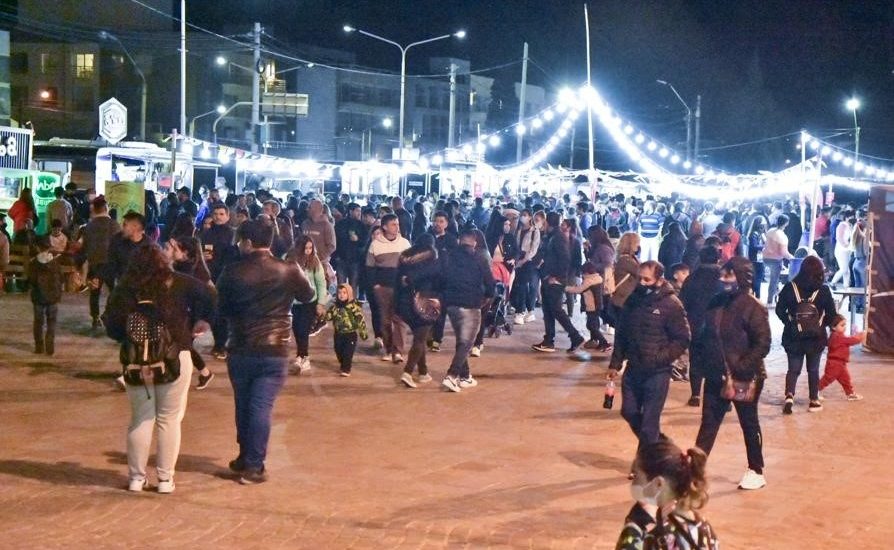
[846,97,860,176]
[343,25,465,159]
[189,104,227,138]
[99,30,147,141]
[656,79,692,163]
[361,117,394,160]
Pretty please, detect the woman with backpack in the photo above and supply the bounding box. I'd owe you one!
[104,244,215,493]
[775,256,837,414]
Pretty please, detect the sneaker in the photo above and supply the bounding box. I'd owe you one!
[738,469,766,490]
[380,353,393,362]
[441,375,462,393]
[339,371,351,377]
[524,311,536,323]
[299,357,312,372]
[157,479,175,494]
[418,374,433,384]
[239,468,269,485]
[583,339,601,350]
[196,372,215,390]
[808,400,823,412]
[817,391,825,401]
[428,341,441,353]
[211,348,228,360]
[514,313,526,325]
[91,317,103,330]
[596,343,613,353]
[531,342,557,353]
[115,375,127,391]
[783,395,794,415]
[687,396,701,407]
[400,372,417,388]
[470,346,482,358]
[128,478,148,492]
[459,376,478,388]
[847,393,864,401]
[567,337,585,354]
[228,457,245,473]
[373,337,384,350]
[392,353,404,363]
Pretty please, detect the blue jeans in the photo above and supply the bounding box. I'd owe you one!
[852,256,867,309]
[765,259,783,304]
[446,306,481,379]
[227,354,288,470]
[620,367,671,446]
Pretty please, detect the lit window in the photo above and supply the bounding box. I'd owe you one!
[75,53,94,79]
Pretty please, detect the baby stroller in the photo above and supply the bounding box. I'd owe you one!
[485,261,515,338]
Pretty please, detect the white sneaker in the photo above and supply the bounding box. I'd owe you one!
[817,392,825,401]
[418,374,433,383]
[128,478,147,492]
[847,393,864,401]
[298,357,311,372]
[524,311,536,323]
[157,479,175,494]
[381,353,393,362]
[514,313,526,325]
[459,376,478,388]
[115,375,127,391]
[392,353,404,363]
[470,346,481,358]
[441,375,461,393]
[373,337,384,350]
[400,372,417,388]
[738,469,766,490]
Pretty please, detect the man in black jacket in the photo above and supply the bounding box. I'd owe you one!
[334,203,366,290]
[608,260,691,447]
[201,203,238,359]
[217,220,313,485]
[427,211,458,352]
[532,211,584,353]
[680,245,724,407]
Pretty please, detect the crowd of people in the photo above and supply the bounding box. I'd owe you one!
[1,180,872,548]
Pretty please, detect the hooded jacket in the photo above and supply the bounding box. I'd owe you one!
[701,257,771,381]
[775,278,837,354]
[441,243,495,309]
[609,280,691,372]
[28,252,63,305]
[680,263,724,346]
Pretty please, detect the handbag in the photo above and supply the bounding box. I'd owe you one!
[412,290,442,324]
[716,316,758,403]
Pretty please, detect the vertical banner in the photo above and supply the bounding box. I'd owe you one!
[866,185,894,354]
[105,181,145,218]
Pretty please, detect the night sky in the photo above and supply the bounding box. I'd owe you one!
[187,0,894,172]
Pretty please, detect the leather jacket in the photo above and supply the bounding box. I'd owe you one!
[217,249,314,357]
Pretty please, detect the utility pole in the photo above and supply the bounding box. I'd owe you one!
[448,63,457,148]
[516,42,528,164]
[569,126,575,169]
[584,4,595,178]
[694,94,701,163]
[251,22,262,153]
[179,0,186,136]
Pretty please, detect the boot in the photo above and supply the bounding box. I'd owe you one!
[34,337,44,355]
[45,335,55,356]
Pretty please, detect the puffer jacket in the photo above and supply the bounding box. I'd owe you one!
[609,280,691,372]
[217,249,314,357]
[610,254,640,307]
[395,245,441,328]
[701,257,771,382]
[775,279,837,354]
[680,263,723,346]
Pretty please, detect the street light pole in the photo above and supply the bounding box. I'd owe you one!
[190,105,226,138]
[845,97,861,178]
[99,31,146,141]
[657,80,692,162]
[213,101,253,143]
[344,25,465,160]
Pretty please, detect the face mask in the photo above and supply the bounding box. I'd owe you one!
[722,281,739,293]
[630,478,661,508]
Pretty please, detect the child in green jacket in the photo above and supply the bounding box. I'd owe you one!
[325,283,368,376]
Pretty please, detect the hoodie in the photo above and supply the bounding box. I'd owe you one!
[28,252,63,305]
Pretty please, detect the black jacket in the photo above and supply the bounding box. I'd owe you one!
[441,245,495,309]
[680,264,723,346]
[107,235,152,282]
[395,207,413,240]
[610,281,691,372]
[430,230,458,257]
[702,291,771,381]
[27,254,63,305]
[775,280,837,354]
[104,272,215,351]
[395,245,440,328]
[217,249,314,357]
[334,217,367,264]
[200,223,237,282]
[537,229,571,283]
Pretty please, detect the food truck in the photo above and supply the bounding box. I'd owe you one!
[0,126,62,234]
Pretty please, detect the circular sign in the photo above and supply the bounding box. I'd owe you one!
[99,97,128,144]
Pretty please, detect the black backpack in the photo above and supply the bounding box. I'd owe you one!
[791,283,825,339]
[120,298,180,388]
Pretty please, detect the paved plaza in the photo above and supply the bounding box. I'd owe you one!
[1,292,893,549]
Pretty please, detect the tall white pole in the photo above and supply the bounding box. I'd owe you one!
[448,63,457,148]
[516,42,528,163]
[398,49,407,159]
[584,4,595,180]
[179,0,186,136]
[252,22,261,153]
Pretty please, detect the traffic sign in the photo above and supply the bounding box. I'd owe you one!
[99,98,128,144]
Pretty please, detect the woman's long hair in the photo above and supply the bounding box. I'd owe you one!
[290,234,321,271]
[170,235,210,281]
[119,244,173,299]
[793,255,825,288]
[616,232,641,260]
[18,187,36,213]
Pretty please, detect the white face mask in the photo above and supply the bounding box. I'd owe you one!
[630,478,661,508]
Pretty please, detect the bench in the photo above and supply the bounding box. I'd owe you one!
[4,246,78,293]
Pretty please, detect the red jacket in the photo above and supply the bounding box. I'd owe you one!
[827,331,861,363]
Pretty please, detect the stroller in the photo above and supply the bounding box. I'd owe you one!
[484,261,515,338]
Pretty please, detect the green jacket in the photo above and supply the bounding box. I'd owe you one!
[324,300,368,339]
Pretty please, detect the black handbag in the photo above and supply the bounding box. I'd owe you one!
[716,316,758,403]
[412,290,442,324]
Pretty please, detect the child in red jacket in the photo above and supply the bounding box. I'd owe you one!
[819,314,865,401]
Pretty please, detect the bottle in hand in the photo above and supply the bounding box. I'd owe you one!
[603,380,615,409]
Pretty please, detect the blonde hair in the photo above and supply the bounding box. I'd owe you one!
[616,232,641,259]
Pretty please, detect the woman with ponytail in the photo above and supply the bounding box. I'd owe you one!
[616,438,719,550]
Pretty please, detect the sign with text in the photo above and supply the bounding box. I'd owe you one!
[99,98,128,144]
[105,181,144,217]
[0,126,33,170]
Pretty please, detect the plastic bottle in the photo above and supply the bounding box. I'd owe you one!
[603,379,615,409]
